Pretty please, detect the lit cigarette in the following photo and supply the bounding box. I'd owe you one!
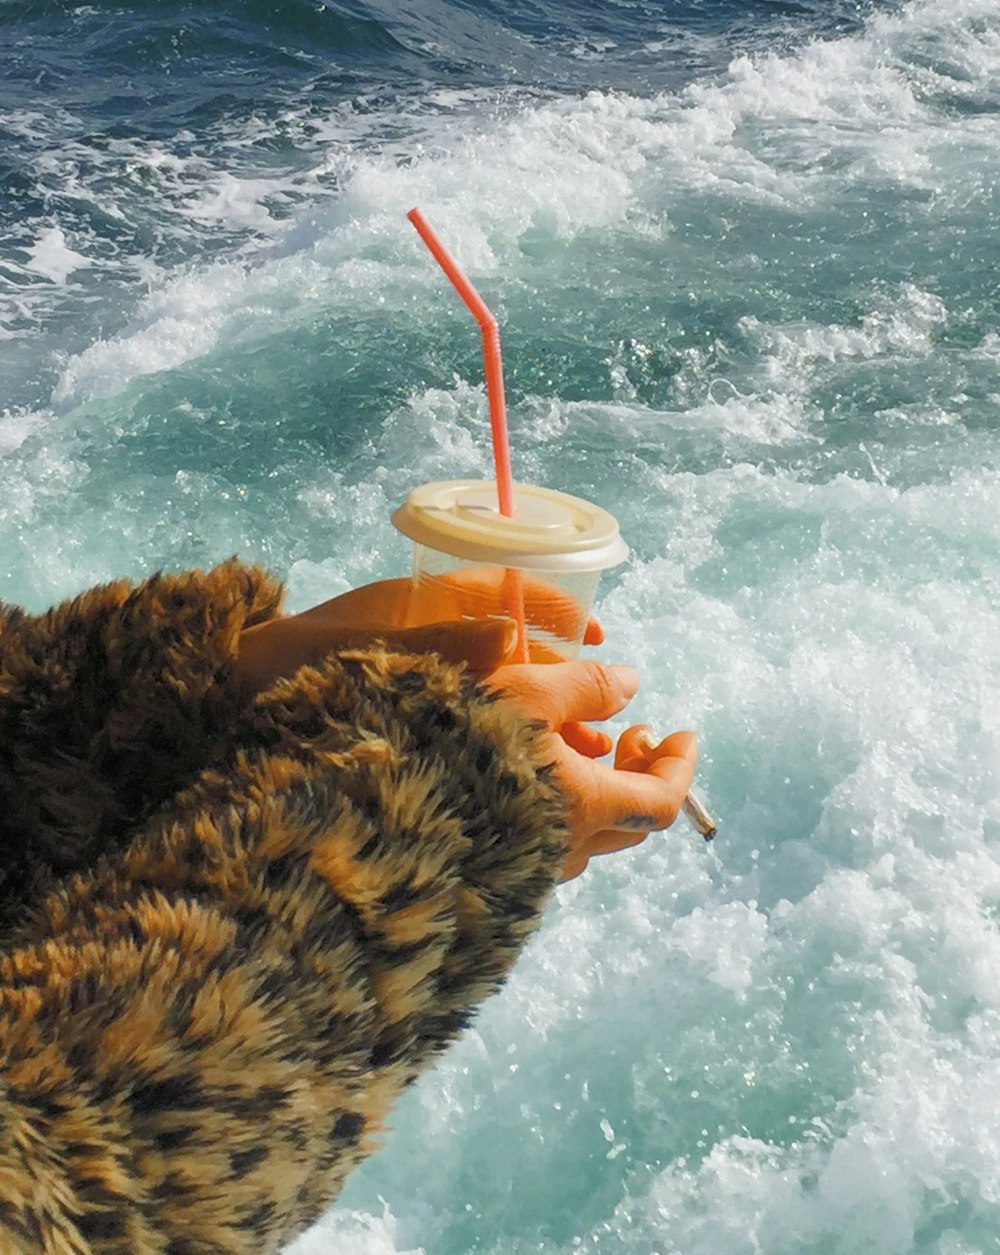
[683,789,716,841]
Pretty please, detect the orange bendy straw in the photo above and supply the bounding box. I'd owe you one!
[407,208,515,518]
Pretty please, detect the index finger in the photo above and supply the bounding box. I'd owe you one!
[489,660,640,729]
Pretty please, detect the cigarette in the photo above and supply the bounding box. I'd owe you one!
[683,789,716,841]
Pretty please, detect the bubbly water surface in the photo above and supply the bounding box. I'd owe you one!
[3,0,1000,1250]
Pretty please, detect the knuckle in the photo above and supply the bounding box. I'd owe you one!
[586,661,618,708]
[658,790,683,830]
[494,667,548,716]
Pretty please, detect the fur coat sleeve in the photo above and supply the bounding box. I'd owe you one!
[0,562,568,1253]
[0,559,285,918]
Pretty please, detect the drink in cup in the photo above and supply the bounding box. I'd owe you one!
[391,478,627,662]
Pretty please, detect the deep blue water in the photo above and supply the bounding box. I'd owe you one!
[5,2,1000,1253]
[0,0,878,411]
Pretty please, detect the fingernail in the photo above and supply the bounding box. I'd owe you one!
[634,726,656,757]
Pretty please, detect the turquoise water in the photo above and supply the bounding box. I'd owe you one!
[3,0,1000,1250]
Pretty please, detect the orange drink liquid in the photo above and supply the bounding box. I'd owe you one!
[391,480,627,661]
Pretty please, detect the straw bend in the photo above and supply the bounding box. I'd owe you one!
[406,208,496,331]
[407,206,514,518]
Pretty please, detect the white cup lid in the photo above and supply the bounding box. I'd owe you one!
[391,480,629,572]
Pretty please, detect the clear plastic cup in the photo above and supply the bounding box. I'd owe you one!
[391,480,628,661]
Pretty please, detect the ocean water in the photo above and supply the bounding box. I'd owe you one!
[3,0,1000,1251]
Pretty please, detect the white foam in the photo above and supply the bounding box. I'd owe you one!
[41,0,998,423]
[665,902,771,1000]
[297,452,1000,1251]
[50,251,330,408]
[23,226,92,285]
[180,171,300,233]
[553,391,814,447]
[0,409,38,454]
[741,285,949,370]
[287,1208,422,1255]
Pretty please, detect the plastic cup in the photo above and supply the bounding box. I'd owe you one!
[391,479,628,661]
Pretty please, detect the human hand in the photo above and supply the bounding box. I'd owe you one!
[394,567,603,653]
[234,574,602,698]
[487,661,697,881]
[235,606,517,697]
[299,571,603,647]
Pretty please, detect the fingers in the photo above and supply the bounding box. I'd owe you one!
[560,722,613,758]
[556,730,698,882]
[240,614,517,694]
[580,829,650,859]
[560,828,650,882]
[560,851,590,882]
[295,574,606,653]
[384,619,517,672]
[325,618,516,673]
[450,569,588,640]
[409,567,599,645]
[584,618,605,647]
[640,730,698,773]
[614,724,655,771]
[490,660,640,729]
[558,730,697,838]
